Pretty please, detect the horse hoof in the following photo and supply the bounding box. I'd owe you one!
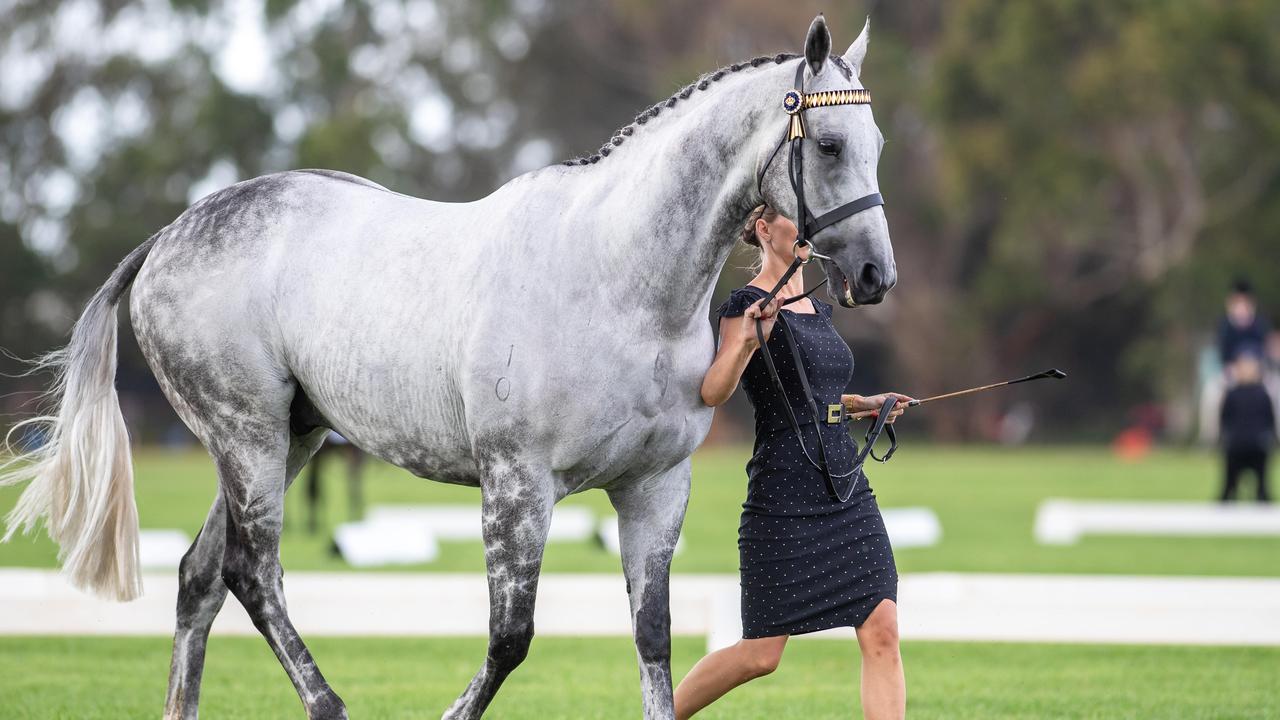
[308,692,349,720]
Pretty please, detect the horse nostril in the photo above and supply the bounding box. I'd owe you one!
[859,263,882,290]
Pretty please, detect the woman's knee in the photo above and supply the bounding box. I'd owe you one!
[858,599,900,658]
[745,651,781,679]
[738,637,786,679]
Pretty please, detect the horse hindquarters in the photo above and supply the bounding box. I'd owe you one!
[132,277,347,717]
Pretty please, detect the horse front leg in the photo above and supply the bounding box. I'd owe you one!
[606,460,691,720]
[442,455,556,720]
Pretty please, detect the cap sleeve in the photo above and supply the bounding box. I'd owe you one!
[716,287,766,319]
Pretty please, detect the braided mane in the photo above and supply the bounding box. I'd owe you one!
[563,53,801,166]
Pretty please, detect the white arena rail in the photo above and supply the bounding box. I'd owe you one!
[3,570,1277,650]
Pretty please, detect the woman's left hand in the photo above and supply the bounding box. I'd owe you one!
[841,392,914,423]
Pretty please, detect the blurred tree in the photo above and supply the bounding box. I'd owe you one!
[2,0,1277,442]
[917,0,1280,437]
[0,219,56,421]
[0,0,563,436]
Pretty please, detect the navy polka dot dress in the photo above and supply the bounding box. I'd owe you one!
[717,285,898,638]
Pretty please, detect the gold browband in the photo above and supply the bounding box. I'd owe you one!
[803,88,872,110]
[784,88,872,141]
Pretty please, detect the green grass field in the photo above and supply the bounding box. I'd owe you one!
[2,446,1277,718]
[1,445,1276,576]
[2,636,1276,719]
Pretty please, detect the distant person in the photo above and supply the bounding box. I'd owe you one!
[1219,353,1274,503]
[1200,280,1271,443]
[300,430,366,534]
[1218,279,1268,366]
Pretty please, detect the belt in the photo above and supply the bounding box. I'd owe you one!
[761,402,848,432]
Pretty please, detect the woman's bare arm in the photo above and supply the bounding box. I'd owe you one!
[701,297,779,406]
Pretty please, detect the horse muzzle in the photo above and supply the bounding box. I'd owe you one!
[825,259,894,308]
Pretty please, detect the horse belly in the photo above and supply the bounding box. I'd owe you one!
[298,371,478,485]
[283,311,479,485]
[271,209,482,484]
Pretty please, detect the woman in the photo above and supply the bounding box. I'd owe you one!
[675,205,909,719]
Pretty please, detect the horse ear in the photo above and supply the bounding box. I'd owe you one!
[804,14,831,76]
[844,17,871,76]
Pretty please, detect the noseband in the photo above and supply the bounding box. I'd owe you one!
[752,59,895,503]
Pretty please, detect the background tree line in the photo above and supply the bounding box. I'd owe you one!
[2,0,1278,442]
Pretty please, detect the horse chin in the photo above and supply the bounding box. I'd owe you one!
[820,260,861,309]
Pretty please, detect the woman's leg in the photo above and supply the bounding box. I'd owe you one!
[856,599,905,720]
[673,635,788,719]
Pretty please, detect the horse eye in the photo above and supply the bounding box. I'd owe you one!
[817,136,843,157]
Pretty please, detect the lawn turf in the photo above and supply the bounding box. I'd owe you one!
[1,445,1275,577]
[0,636,1275,719]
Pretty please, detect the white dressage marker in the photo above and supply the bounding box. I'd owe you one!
[365,504,596,542]
[333,520,439,567]
[137,529,193,569]
[1035,499,1280,545]
[335,505,596,567]
[881,507,942,548]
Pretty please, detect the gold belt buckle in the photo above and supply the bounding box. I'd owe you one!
[826,403,843,424]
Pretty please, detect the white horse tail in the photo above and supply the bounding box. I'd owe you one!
[1,236,157,602]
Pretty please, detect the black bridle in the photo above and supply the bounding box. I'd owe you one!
[752,59,895,503]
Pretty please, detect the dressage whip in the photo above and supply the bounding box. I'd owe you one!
[849,368,1067,420]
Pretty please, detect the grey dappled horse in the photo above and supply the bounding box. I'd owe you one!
[1,15,894,720]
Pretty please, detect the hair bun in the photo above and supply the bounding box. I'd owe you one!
[740,204,777,248]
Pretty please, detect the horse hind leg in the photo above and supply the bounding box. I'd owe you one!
[606,460,691,720]
[147,347,342,715]
[163,491,228,720]
[443,448,557,720]
[164,429,328,720]
[214,417,346,720]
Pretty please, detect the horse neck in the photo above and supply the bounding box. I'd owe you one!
[575,68,782,334]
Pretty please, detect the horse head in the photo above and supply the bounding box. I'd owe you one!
[758,16,896,307]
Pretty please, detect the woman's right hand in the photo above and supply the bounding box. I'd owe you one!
[742,297,782,348]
